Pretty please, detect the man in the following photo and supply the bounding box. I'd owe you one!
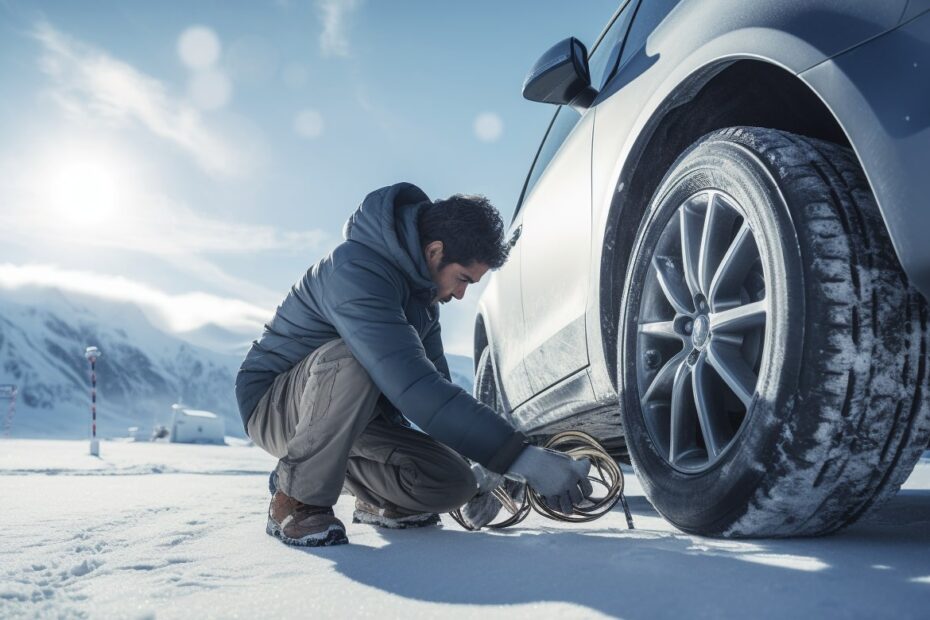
[236,182,592,547]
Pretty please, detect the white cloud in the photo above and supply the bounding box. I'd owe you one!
[0,263,271,334]
[34,22,249,176]
[0,142,328,302]
[177,26,221,70]
[474,112,504,142]
[317,0,361,57]
[188,69,232,110]
[294,109,325,139]
[0,172,329,258]
[159,253,281,308]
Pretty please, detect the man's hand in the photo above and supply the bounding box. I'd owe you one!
[459,463,527,530]
[505,445,593,514]
[457,463,503,530]
[471,461,503,495]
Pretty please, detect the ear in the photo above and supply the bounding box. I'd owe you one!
[424,240,444,267]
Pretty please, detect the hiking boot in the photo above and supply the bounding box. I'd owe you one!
[352,499,441,529]
[266,491,348,547]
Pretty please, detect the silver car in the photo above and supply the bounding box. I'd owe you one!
[475,0,930,537]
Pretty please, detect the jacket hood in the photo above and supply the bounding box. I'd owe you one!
[342,182,436,300]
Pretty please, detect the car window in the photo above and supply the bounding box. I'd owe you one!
[515,106,578,216]
[514,3,638,218]
[588,0,637,89]
[619,0,678,68]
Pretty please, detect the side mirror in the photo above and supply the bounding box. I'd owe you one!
[522,37,597,112]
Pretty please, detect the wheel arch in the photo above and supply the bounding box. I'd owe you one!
[473,309,515,415]
[597,58,850,387]
[473,313,489,374]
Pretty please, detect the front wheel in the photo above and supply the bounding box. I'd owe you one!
[618,126,930,537]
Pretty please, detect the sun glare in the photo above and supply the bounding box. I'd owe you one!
[33,144,134,234]
[48,161,119,225]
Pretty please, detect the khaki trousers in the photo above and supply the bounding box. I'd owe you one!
[247,339,477,512]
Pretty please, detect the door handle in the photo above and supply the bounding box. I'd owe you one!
[508,225,522,249]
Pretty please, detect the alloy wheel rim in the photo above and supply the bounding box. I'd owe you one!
[635,189,770,473]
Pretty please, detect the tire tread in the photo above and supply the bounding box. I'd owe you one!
[716,127,930,536]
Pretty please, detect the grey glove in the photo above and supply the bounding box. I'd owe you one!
[471,462,503,495]
[458,463,504,530]
[459,463,526,530]
[505,445,593,514]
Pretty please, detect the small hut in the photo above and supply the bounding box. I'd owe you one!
[169,405,225,445]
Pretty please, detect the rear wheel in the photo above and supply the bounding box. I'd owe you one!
[618,126,930,537]
[475,346,504,415]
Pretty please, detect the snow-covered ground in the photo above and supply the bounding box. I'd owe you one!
[2,440,929,619]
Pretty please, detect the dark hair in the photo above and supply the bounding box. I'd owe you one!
[417,194,509,269]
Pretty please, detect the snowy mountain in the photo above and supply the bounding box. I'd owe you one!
[0,287,477,440]
[0,287,243,440]
[174,322,254,357]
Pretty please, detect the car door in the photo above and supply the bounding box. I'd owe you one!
[487,209,535,409]
[518,108,592,394]
[518,5,638,395]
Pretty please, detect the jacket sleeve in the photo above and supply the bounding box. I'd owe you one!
[422,314,451,382]
[320,259,526,473]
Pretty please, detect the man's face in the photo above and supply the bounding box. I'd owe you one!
[424,241,490,304]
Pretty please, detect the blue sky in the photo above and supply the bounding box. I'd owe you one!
[0,0,618,356]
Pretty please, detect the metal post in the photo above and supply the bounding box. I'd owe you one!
[90,358,98,455]
[1,385,15,438]
[85,346,102,456]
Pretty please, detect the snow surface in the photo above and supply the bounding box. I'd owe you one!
[2,440,929,619]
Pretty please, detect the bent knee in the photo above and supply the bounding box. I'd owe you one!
[408,458,477,513]
[442,470,479,511]
[312,341,376,389]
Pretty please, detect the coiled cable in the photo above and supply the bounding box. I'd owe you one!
[450,430,635,530]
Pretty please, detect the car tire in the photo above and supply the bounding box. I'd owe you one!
[475,345,504,414]
[618,126,930,537]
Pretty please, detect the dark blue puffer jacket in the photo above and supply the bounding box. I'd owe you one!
[235,183,526,473]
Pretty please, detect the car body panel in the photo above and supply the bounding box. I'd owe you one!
[903,0,930,23]
[478,211,534,410]
[477,0,928,435]
[510,367,597,433]
[519,111,596,393]
[586,0,925,406]
[614,1,909,79]
[800,10,930,299]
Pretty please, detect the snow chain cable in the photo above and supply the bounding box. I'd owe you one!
[450,431,635,531]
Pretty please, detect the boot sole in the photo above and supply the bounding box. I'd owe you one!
[266,517,348,547]
[352,510,441,529]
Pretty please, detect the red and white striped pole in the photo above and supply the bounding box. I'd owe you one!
[85,346,102,456]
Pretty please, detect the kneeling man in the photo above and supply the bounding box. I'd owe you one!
[236,183,591,546]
